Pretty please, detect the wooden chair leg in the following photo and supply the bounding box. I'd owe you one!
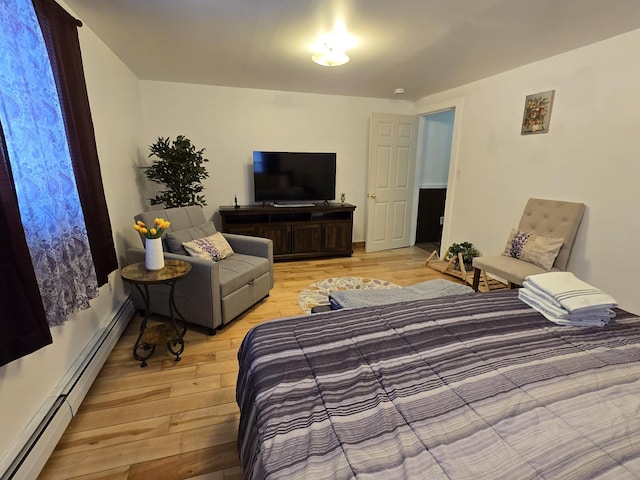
[472,268,481,292]
[481,270,491,292]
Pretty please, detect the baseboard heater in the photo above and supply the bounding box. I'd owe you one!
[1,298,134,480]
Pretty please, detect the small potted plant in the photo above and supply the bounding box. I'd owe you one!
[445,241,480,270]
[145,135,209,207]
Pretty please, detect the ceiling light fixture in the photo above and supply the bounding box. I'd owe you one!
[394,88,406,95]
[311,25,356,67]
[312,46,350,67]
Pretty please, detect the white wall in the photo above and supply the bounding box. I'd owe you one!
[139,82,414,241]
[0,3,146,469]
[419,109,454,188]
[415,29,640,314]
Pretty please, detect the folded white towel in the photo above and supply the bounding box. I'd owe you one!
[521,281,614,316]
[523,272,617,313]
[518,288,613,327]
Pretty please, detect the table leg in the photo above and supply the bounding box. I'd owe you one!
[133,283,155,367]
[166,280,185,362]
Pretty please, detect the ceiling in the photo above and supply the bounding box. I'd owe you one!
[63,0,640,101]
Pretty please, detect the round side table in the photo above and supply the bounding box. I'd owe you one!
[121,259,192,367]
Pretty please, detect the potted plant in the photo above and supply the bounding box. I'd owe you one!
[445,241,480,270]
[145,135,209,207]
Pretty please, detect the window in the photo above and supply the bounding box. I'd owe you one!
[0,0,117,365]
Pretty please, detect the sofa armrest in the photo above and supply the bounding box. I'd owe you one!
[223,233,272,259]
[125,248,223,331]
[222,234,274,288]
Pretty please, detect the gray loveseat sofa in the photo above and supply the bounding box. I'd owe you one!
[126,206,273,334]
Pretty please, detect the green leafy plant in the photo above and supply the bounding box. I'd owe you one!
[145,135,209,207]
[445,241,480,269]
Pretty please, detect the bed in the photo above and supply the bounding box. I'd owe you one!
[236,290,640,479]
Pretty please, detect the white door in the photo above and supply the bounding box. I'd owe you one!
[366,113,419,252]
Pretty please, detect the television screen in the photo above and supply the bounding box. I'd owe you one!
[253,151,336,203]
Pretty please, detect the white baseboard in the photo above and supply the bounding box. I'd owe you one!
[1,297,134,480]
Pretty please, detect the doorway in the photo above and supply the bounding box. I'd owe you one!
[415,109,455,255]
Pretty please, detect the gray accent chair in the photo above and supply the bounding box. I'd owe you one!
[472,198,586,291]
[126,206,273,334]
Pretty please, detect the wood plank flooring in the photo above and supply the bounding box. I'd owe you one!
[37,246,481,480]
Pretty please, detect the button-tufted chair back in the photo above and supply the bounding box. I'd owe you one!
[517,198,585,271]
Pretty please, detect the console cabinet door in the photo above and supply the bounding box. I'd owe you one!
[258,225,291,256]
[323,222,352,253]
[225,224,259,237]
[291,223,322,254]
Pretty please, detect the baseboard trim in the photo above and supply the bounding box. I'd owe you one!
[1,297,134,480]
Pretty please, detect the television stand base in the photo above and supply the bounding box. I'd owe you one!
[271,202,315,208]
[220,203,356,261]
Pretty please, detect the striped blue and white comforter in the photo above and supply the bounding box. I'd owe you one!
[236,290,640,479]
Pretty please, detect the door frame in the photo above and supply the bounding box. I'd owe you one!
[413,97,465,255]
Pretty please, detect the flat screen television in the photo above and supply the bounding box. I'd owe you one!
[253,151,336,204]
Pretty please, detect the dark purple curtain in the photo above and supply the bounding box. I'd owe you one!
[0,125,52,367]
[33,0,118,285]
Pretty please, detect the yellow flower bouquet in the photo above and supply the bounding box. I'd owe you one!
[133,218,171,239]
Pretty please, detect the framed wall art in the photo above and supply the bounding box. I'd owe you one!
[521,90,555,135]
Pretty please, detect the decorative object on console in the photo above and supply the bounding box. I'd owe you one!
[521,90,555,135]
[145,135,209,207]
[133,217,171,270]
[298,276,400,314]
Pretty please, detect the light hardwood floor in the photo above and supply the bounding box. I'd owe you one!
[38,245,467,480]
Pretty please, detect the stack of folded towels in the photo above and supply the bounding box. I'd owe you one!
[518,271,617,327]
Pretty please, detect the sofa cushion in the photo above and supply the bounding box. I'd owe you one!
[183,232,234,261]
[473,255,549,286]
[165,221,217,255]
[217,253,270,297]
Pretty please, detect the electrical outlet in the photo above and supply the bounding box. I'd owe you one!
[440,216,445,225]
[107,271,114,293]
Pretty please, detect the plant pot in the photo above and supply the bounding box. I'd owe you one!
[145,237,165,270]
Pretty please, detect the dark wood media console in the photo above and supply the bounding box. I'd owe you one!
[219,203,356,261]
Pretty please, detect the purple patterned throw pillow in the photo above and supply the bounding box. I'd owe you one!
[192,238,222,260]
[182,232,234,261]
[506,230,533,258]
[502,228,564,270]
